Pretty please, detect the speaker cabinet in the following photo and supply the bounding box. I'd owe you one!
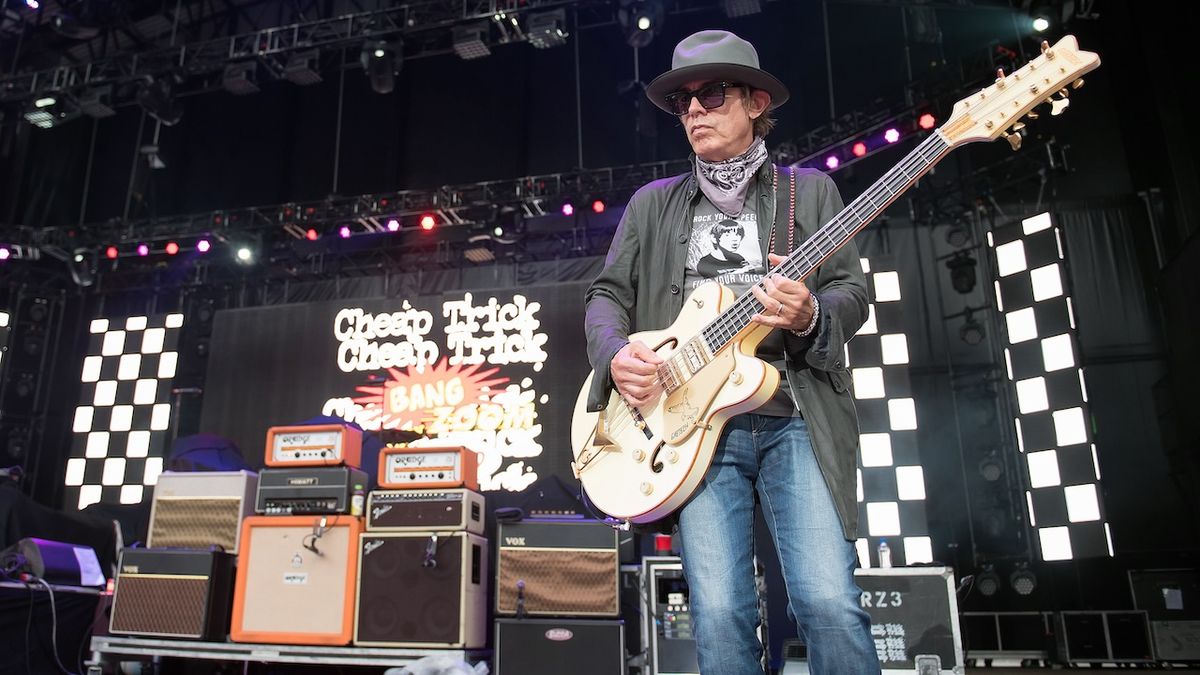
[110,548,235,640]
[148,470,258,553]
[354,531,487,648]
[231,515,362,645]
[495,618,624,675]
[496,519,618,617]
[366,489,485,534]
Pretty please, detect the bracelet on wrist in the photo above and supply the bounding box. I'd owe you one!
[791,294,820,338]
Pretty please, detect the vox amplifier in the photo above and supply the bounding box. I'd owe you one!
[354,531,487,648]
[231,515,363,645]
[110,548,235,640]
[147,470,257,553]
[256,466,367,515]
[378,446,478,490]
[366,489,485,534]
[265,423,362,468]
[496,519,619,617]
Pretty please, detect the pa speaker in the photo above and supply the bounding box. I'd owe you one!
[354,531,487,647]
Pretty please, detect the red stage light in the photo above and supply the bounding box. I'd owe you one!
[165,242,179,255]
[105,246,119,259]
[852,142,868,158]
[918,113,937,130]
[306,228,319,241]
[420,214,436,230]
[592,200,605,214]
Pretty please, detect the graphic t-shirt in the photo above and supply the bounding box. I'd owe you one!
[682,193,798,417]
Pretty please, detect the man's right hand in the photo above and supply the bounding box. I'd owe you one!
[610,340,664,408]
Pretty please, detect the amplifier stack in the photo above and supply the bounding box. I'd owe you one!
[354,445,488,648]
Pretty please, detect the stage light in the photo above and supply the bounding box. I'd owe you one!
[561,202,574,216]
[1010,564,1037,595]
[527,9,568,49]
[236,247,253,263]
[360,40,401,94]
[1032,16,1050,32]
[222,61,260,95]
[493,226,505,237]
[852,142,868,157]
[35,96,56,108]
[825,155,840,170]
[284,49,322,86]
[306,228,319,241]
[103,246,118,259]
[415,214,434,230]
[592,199,606,214]
[976,566,1001,597]
[165,242,179,255]
[138,76,183,126]
[196,239,211,253]
[979,453,1004,481]
[960,314,985,345]
[453,23,491,60]
[24,95,81,129]
[137,244,149,256]
[386,219,400,232]
[618,0,664,48]
[884,128,901,144]
[946,252,977,294]
[339,225,351,239]
[25,0,38,8]
[0,247,9,261]
[918,113,937,130]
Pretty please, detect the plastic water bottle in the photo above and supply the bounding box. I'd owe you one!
[350,483,365,517]
[877,539,892,568]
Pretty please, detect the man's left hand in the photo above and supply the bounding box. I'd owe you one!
[750,253,815,331]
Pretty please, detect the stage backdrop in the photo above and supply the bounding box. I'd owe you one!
[199,282,592,492]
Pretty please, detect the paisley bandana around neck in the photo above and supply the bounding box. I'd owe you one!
[695,137,769,217]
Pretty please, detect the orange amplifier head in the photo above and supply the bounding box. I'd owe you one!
[265,424,362,468]
[378,446,478,490]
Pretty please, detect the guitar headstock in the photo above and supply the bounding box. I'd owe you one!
[939,35,1100,149]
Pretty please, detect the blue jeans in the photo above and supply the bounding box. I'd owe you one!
[677,414,880,675]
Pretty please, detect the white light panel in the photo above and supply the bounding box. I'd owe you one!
[903,536,934,564]
[65,313,185,510]
[895,466,926,500]
[1038,526,1073,561]
[853,367,886,399]
[888,398,917,431]
[1041,334,1075,371]
[866,502,902,536]
[1015,376,1050,414]
[1064,483,1101,522]
[873,272,901,302]
[880,334,909,365]
[1030,263,1064,301]
[995,240,1028,276]
[860,433,894,467]
[1026,449,1061,488]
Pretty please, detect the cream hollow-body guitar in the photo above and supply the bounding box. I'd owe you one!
[571,36,1100,525]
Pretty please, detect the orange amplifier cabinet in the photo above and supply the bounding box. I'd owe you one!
[378,446,478,490]
[231,515,363,645]
[265,424,362,468]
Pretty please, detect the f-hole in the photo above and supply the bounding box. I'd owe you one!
[649,443,665,474]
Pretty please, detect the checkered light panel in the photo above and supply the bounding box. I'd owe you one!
[850,257,932,569]
[63,314,184,510]
[989,212,1111,561]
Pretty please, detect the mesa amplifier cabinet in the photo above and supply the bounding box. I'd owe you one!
[265,423,362,468]
[378,445,478,490]
[495,618,624,675]
[256,466,367,515]
[496,519,619,617]
[354,531,487,648]
[147,470,257,553]
[231,515,363,645]
[110,548,235,640]
[366,488,485,534]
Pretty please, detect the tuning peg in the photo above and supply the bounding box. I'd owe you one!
[1050,97,1070,116]
[1001,129,1022,151]
[1026,110,1040,120]
[995,68,1007,88]
[1072,78,1085,89]
[1041,40,1055,59]
[1012,122,1026,133]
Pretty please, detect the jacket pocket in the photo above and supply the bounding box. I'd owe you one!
[827,369,852,396]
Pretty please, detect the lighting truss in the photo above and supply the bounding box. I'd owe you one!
[850,256,933,568]
[63,314,184,510]
[988,211,1111,562]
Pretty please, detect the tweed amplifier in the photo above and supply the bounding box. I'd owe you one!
[231,515,362,645]
[366,489,485,534]
[109,548,235,640]
[354,531,487,648]
[496,519,619,617]
[256,466,368,515]
[147,470,258,553]
[265,423,362,468]
[378,446,478,490]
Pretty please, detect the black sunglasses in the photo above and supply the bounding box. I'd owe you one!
[662,81,745,116]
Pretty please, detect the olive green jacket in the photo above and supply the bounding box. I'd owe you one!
[583,160,870,540]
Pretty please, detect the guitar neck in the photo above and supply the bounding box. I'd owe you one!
[699,131,953,354]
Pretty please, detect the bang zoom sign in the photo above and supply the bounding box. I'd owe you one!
[200,284,589,492]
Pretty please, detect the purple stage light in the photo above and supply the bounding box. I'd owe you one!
[197,239,211,253]
[884,128,901,144]
[387,219,400,232]
[0,247,10,261]
[825,155,840,170]
[137,244,150,256]
[561,203,574,217]
[339,225,351,239]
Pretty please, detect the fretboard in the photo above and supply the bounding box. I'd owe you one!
[699,131,952,353]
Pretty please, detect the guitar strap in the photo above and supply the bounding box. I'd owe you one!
[767,164,797,257]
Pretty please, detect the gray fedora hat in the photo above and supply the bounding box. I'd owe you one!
[645,30,789,114]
